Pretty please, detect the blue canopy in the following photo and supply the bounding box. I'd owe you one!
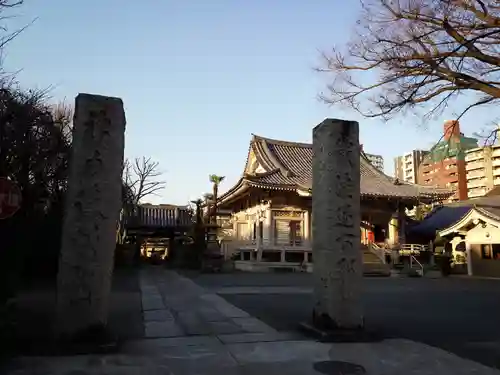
[407,205,472,238]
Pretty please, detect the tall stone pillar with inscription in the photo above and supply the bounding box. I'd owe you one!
[56,94,126,338]
[311,119,363,330]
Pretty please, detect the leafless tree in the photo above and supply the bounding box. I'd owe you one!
[318,0,500,123]
[123,156,165,205]
[0,1,32,50]
[51,100,73,141]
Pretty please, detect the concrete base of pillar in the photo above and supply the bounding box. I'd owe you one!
[298,310,382,343]
[298,320,382,343]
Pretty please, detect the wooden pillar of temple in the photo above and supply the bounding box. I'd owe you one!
[388,202,406,246]
[263,206,272,245]
[303,210,310,242]
[388,215,399,245]
[397,203,406,245]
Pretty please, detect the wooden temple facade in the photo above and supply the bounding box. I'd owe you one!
[217,134,452,267]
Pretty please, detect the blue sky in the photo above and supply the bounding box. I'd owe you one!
[4,0,496,204]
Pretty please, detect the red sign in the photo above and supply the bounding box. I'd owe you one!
[0,177,22,219]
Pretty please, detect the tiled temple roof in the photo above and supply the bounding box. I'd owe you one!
[218,134,453,204]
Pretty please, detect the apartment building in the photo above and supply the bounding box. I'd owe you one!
[465,145,500,198]
[360,144,384,172]
[418,120,478,201]
[365,153,384,172]
[394,150,428,184]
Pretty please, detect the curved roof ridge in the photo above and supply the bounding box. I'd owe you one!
[397,181,453,195]
[244,169,281,178]
[251,134,312,149]
[475,206,500,221]
[253,133,376,179]
[217,133,454,207]
[252,133,454,193]
[241,137,255,177]
[252,135,295,177]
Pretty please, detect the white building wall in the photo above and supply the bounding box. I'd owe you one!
[365,153,384,172]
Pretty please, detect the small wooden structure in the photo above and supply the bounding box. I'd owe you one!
[439,204,500,277]
[118,204,193,264]
[123,204,192,234]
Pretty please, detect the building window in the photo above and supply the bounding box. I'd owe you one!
[481,244,500,260]
[494,244,500,259]
[236,222,248,240]
[289,221,302,246]
[274,219,302,246]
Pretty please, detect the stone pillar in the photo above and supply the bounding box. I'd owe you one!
[312,119,363,330]
[56,94,126,338]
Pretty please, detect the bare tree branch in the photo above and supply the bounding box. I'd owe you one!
[317,0,500,120]
[122,156,165,204]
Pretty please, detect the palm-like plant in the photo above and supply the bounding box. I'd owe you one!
[208,174,225,223]
[190,198,204,226]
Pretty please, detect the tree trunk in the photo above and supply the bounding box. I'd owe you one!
[55,94,126,338]
[212,184,218,224]
[311,119,363,330]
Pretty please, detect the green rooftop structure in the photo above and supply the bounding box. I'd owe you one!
[419,120,479,202]
[426,133,479,163]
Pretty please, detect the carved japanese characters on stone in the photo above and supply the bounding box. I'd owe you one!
[56,94,126,338]
[311,118,363,330]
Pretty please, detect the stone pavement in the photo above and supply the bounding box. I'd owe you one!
[4,267,500,374]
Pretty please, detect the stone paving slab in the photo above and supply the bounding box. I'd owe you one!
[227,340,332,364]
[174,311,214,336]
[144,309,176,322]
[7,338,500,375]
[126,336,224,351]
[207,320,245,335]
[4,355,171,375]
[142,295,166,311]
[214,286,313,295]
[217,331,305,344]
[152,342,238,369]
[144,320,184,338]
[200,294,251,318]
[196,305,229,322]
[232,317,276,333]
[325,338,500,375]
[6,269,500,374]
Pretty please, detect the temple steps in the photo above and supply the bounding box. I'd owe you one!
[362,246,391,277]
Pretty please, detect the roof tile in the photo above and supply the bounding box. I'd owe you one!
[247,135,452,200]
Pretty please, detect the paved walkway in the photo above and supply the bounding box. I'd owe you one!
[5,267,500,374]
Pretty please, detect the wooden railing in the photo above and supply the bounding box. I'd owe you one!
[225,239,312,250]
[221,239,432,263]
[399,243,430,255]
[123,205,193,229]
[367,242,386,263]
